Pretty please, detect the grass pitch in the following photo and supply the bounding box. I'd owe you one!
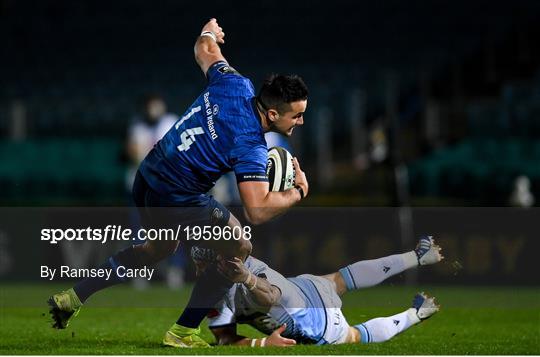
[0,283,539,355]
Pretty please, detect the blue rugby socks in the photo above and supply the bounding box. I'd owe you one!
[176,264,233,328]
[73,246,143,303]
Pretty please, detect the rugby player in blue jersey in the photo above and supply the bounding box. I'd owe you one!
[48,18,309,348]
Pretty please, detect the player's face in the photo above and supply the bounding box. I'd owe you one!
[273,100,307,136]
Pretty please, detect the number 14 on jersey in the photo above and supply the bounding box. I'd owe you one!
[177,127,204,152]
[175,105,204,152]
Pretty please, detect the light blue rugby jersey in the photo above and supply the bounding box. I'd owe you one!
[208,257,334,345]
[139,61,268,200]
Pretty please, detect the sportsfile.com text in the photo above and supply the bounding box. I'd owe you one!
[40,225,252,244]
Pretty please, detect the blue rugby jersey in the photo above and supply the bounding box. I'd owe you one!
[139,61,268,199]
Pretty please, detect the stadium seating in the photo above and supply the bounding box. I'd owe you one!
[2,0,529,137]
[409,137,540,203]
[409,67,540,203]
[2,0,539,204]
[0,139,126,204]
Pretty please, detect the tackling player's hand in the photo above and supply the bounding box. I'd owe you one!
[217,257,249,283]
[192,259,209,277]
[267,324,297,347]
[201,18,225,44]
[293,157,309,199]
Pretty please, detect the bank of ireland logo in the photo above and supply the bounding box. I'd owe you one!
[213,104,219,116]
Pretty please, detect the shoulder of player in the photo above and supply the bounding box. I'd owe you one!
[209,76,254,97]
[230,132,266,152]
[246,258,286,289]
[245,256,268,270]
[207,63,254,91]
[207,60,245,79]
[206,87,265,150]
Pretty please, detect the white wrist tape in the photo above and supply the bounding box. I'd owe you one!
[243,272,252,286]
[260,337,267,347]
[200,31,217,42]
[248,276,257,291]
[250,339,257,347]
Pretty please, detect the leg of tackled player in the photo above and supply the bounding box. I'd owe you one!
[351,292,440,344]
[323,235,443,296]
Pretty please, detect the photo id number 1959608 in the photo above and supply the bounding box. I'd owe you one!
[185,225,251,241]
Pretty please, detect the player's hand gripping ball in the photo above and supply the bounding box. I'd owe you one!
[266,147,295,191]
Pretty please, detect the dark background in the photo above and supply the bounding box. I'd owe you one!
[2,0,540,206]
[0,1,539,285]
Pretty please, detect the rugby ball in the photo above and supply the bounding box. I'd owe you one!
[266,146,295,191]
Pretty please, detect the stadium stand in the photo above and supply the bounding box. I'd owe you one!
[409,71,540,203]
[1,0,539,204]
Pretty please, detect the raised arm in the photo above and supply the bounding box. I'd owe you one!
[194,18,227,75]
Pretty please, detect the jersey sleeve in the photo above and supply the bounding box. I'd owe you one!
[230,136,268,183]
[206,61,241,86]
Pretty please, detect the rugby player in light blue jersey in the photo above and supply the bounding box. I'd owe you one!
[201,236,443,347]
[48,18,309,348]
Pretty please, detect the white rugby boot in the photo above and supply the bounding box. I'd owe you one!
[414,235,444,266]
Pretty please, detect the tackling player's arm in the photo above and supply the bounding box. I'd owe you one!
[194,18,226,75]
[217,257,282,307]
[244,271,282,307]
[213,258,296,347]
[238,158,308,225]
[212,324,296,347]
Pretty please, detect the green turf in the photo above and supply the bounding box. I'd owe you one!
[1,283,539,354]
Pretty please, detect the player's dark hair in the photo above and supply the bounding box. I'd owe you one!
[257,74,308,114]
